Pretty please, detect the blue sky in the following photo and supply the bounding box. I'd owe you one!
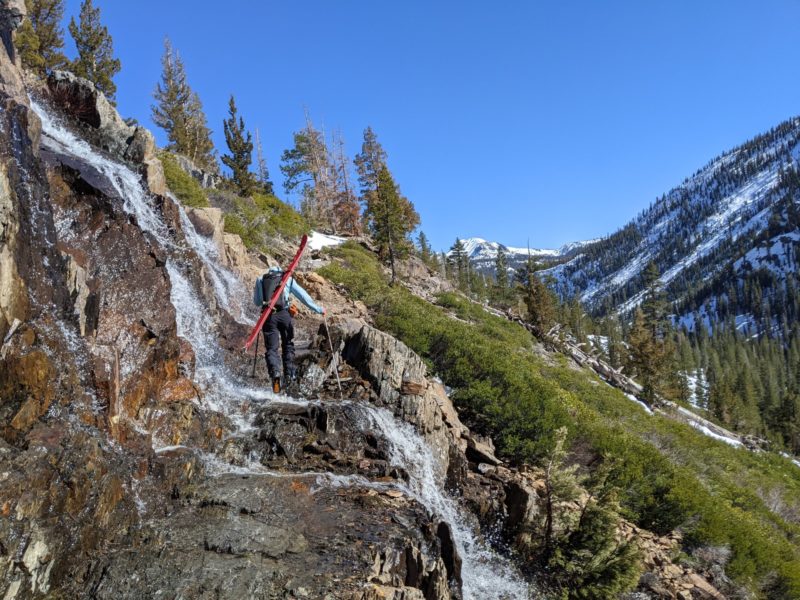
[61,1,800,251]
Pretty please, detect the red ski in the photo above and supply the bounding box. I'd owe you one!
[243,234,308,351]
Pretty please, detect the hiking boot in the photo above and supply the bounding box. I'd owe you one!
[272,378,281,394]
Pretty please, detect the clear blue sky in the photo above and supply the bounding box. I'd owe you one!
[61,0,800,251]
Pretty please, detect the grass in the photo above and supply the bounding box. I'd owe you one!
[319,241,800,598]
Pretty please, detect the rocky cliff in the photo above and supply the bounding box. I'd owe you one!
[0,5,731,599]
[0,5,509,597]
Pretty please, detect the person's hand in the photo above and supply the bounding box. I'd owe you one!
[321,307,327,316]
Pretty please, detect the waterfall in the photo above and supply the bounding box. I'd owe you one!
[365,407,533,599]
[33,100,172,248]
[31,100,535,600]
[175,198,249,323]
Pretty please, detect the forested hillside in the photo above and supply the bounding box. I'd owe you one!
[547,118,800,335]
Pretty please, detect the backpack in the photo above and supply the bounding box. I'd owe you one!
[261,271,287,310]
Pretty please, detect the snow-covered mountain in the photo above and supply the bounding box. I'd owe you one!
[544,116,800,335]
[455,237,598,274]
[461,117,800,337]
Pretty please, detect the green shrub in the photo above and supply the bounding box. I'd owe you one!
[253,193,308,239]
[219,193,309,251]
[319,242,800,598]
[160,152,209,208]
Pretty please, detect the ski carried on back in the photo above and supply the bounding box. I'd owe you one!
[243,234,308,351]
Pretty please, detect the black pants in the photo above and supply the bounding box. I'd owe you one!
[262,309,295,380]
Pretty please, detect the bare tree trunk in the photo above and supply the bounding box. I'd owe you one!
[388,232,397,285]
[255,127,268,188]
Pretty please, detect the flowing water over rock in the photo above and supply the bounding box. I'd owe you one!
[29,99,534,599]
[364,407,532,599]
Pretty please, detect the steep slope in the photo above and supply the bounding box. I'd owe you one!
[0,13,538,599]
[320,242,800,598]
[544,118,800,332]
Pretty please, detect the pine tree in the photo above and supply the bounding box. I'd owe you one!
[603,316,626,370]
[151,39,216,172]
[641,262,670,339]
[776,388,800,453]
[353,126,387,202]
[15,17,44,72]
[281,116,335,228]
[527,428,641,599]
[448,238,470,291]
[68,0,121,102]
[15,0,67,74]
[254,128,274,195]
[521,254,556,334]
[627,263,677,405]
[365,166,419,283]
[494,246,509,303]
[221,95,257,197]
[354,127,419,276]
[567,296,588,343]
[417,231,433,266]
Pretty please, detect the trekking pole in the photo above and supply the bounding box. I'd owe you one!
[322,312,343,400]
[251,333,259,378]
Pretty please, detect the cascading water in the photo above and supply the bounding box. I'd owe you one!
[33,100,172,248]
[175,198,249,323]
[31,99,536,600]
[365,407,533,599]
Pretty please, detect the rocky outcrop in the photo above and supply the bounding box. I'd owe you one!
[340,323,470,479]
[45,70,166,196]
[173,152,219,189]
[0,162,27,340]
[396,255,454,302]
[0,0,24,66]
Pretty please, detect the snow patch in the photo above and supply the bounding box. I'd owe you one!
[308,231,347,251]
[624,393,653,414]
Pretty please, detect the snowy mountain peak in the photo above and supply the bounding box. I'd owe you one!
[455,237,594,262]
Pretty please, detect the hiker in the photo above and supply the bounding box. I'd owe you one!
[254,266,325,393]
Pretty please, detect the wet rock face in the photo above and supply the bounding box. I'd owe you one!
[242,402,406,481]
[72,474,452,600]
[0,32,462,597]
[45,70,166,196]
[342,324,461,477]
[42,159,185,430]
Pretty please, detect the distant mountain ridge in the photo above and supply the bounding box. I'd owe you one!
[463,116,800,336]
[454,237,599,275]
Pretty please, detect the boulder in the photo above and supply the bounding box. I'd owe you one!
[47,71,135,157]
[186,206,225,255]
[465,432,502,466]
[223,232,266,283]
